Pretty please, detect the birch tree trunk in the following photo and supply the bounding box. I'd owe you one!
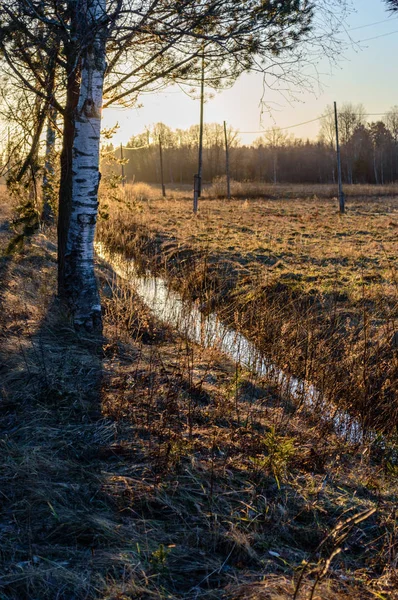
[273,152,277,184]
[373,149,378,184]
[13,104,46,185]
[381,152,384,185]
[58,0,107,331]
[42,107,57,223]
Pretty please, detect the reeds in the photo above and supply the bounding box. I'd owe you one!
[97,190,398,435]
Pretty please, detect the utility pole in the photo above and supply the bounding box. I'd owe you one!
[193,174,200,213]
[223,120,231,200]
[194,50,205,214]
[159,135,166,197]
[120,142,125,187]
[334,101,345,214]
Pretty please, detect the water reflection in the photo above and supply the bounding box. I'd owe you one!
[96,243,364,443]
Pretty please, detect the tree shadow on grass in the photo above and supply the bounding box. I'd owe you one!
[0,234,395,600]
[0,234,195,599]
[0,233,185,599]
[0,235,123,599]
[0,216,15,315]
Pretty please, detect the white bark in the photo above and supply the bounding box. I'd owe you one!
[42,107,57,222]
[64,0,107,329]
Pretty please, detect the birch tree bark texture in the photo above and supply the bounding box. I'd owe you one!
[42,107,57,223]
[58,0,107,331]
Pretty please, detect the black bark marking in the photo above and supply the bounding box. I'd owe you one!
[74,149,91,157]
[73,201,98,208]
[78,214,96,225]
[81,98,100,118]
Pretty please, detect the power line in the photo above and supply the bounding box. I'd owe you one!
[101,144,148,155]
[238,111,395,136]
[357,29,398,43]
[348,17,398,31]
[239,115,326,134]
[280,115,330,131]
[100,111,395,147]
[121,144,148,151]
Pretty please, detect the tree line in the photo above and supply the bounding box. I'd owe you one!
[102,104,398,186]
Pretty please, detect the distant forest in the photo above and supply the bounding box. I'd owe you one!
[102,104,398,185]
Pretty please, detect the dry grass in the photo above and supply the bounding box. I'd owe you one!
[100,186,398,303]
[1,191,398,599]
[97,185,398,434]
[203,180,398,200]
[115,180,398,201]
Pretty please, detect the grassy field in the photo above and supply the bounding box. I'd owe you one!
[1,185,398,599]
[98,183,398,434]
[105,182,398,303]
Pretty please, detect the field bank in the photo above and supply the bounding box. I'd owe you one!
[98,186,398,434]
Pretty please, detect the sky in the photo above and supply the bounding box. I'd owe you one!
[102,0,398,147]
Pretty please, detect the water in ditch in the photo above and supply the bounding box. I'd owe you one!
[96,242,364,443]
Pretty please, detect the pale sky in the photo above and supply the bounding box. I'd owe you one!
[102,0,398,146]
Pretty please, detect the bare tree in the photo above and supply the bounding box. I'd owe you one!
[320,103,366,184]
[0,88,39,178]
[41,106,58,223]
[385,106,398,141]
[1,0,350,330]
[265,127,290,184]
